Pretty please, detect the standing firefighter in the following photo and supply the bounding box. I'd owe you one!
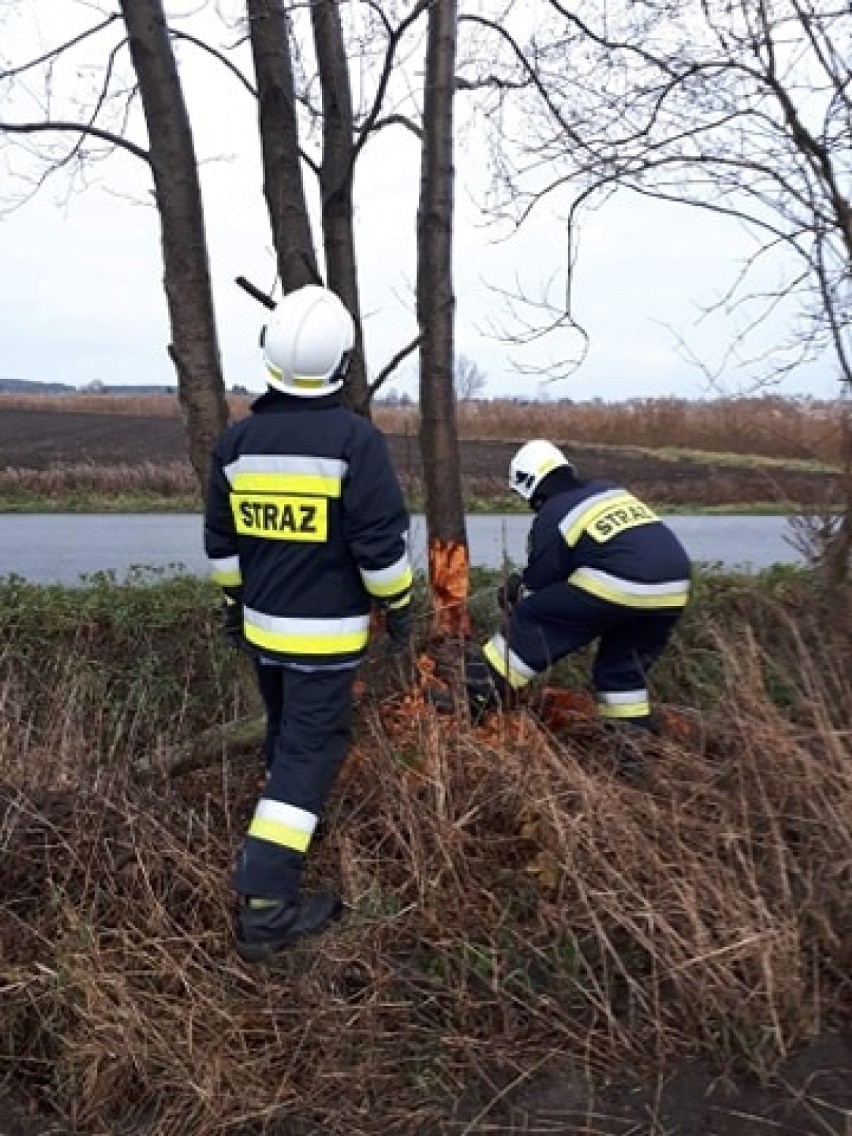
[204,285,413,963]
[467,440,691,750]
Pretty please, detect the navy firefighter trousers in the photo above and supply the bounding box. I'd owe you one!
[233,659,355,903]
[498,581,682,723]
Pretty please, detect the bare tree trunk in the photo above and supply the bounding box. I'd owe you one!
[119,0,228,495]
[246,0,320,293]
[416,0,470,638]
[310,0,370,415]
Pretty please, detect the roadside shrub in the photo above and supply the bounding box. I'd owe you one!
[0,574,256,780]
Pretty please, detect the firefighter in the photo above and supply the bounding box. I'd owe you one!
[204,285,412,963]
[466,439,691,748]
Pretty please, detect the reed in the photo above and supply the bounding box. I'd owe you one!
[1,392,844,463]
[375,396,846,465]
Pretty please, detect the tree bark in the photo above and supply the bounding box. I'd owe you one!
[119,0,228,495]
[416,0,470,637]
[310,0,370,415]
[246,0,321,293]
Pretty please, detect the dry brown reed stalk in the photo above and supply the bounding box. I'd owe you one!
[0,393,253,420]
[0,461,198,499]
[1,391,843,464]
[0,585,849,1134]
[375,397,846,465]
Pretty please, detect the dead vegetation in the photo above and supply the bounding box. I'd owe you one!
[0,573,849,1134]
[0,460,198,503]
[379,396,847,467]
[0,392,844,465]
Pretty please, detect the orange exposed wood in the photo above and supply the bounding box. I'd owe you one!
[537,687,598,731]
[427,538,471,638]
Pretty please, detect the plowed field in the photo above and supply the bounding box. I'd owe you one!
[0,406,841,507]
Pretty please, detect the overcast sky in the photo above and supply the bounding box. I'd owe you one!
[0,3,841,403]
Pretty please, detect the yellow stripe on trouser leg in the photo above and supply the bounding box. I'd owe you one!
[482,633,537,690]
[248,799,317,853]
[597,689,651,719]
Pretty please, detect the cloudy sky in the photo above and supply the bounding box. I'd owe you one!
[0,3,840,402]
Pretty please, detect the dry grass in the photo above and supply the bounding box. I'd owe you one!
[377,396,847,466]
[0,393,252,420]
[0,461,198,501]
[0,577,850,1134]
[1,392,845,464]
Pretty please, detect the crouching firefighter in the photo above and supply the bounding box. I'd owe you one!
[466,440,692,743]
[204,285,413,963]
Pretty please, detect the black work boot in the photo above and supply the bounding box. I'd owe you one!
[604,719,655,784]
[235,891,343,963]
[464,651,508,724]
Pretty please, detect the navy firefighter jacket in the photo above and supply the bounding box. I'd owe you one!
[204,390,412,666]
[523,476,692,609]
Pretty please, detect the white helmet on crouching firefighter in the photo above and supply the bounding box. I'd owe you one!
[509,439,575,503]
[261,285,355,397]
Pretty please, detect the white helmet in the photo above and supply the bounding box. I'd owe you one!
[262,285,355,397]
[509,439,573,501]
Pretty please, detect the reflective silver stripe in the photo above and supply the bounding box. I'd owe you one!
[598,689,649,705]
[209,555,242,586]
[258,657,362,673]
[595,690,649,717]
[255,799,317,834]
[243,606,370,655]
[249,799,318,852]
[360,551,413,598]
[569,567,690,608]
[559,489,625,547]
[224,454,347,497]
[483,633,538,689]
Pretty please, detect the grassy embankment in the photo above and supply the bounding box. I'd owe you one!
[0,566,849,1134]
[0,393,844,514]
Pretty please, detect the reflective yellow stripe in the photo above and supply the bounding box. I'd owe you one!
[225,455,346,498]
[560,490,626,547]
[243,608,370,657]
[360,551,413,599]
[230,473,342,497]
[598,700,650,719]
[569,569,689,609]
[245,625,369,655]
[386,593,411,611]
[242,612,369,655]
[248,816,312,853]
[211,565,242,587]
[364,566,413,599]
[483,637,535,689]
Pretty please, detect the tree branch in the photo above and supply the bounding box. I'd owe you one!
[0,120,150,163]
[368,335,422,398]
[168,29,257,98]
[0,14,121,80]
[352,0,431,162]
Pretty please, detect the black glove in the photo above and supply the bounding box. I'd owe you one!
[384,601,414,655]
[221,596,244,649]
[497,571,524,612]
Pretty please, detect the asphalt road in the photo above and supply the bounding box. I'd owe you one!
[0,513,802,585]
